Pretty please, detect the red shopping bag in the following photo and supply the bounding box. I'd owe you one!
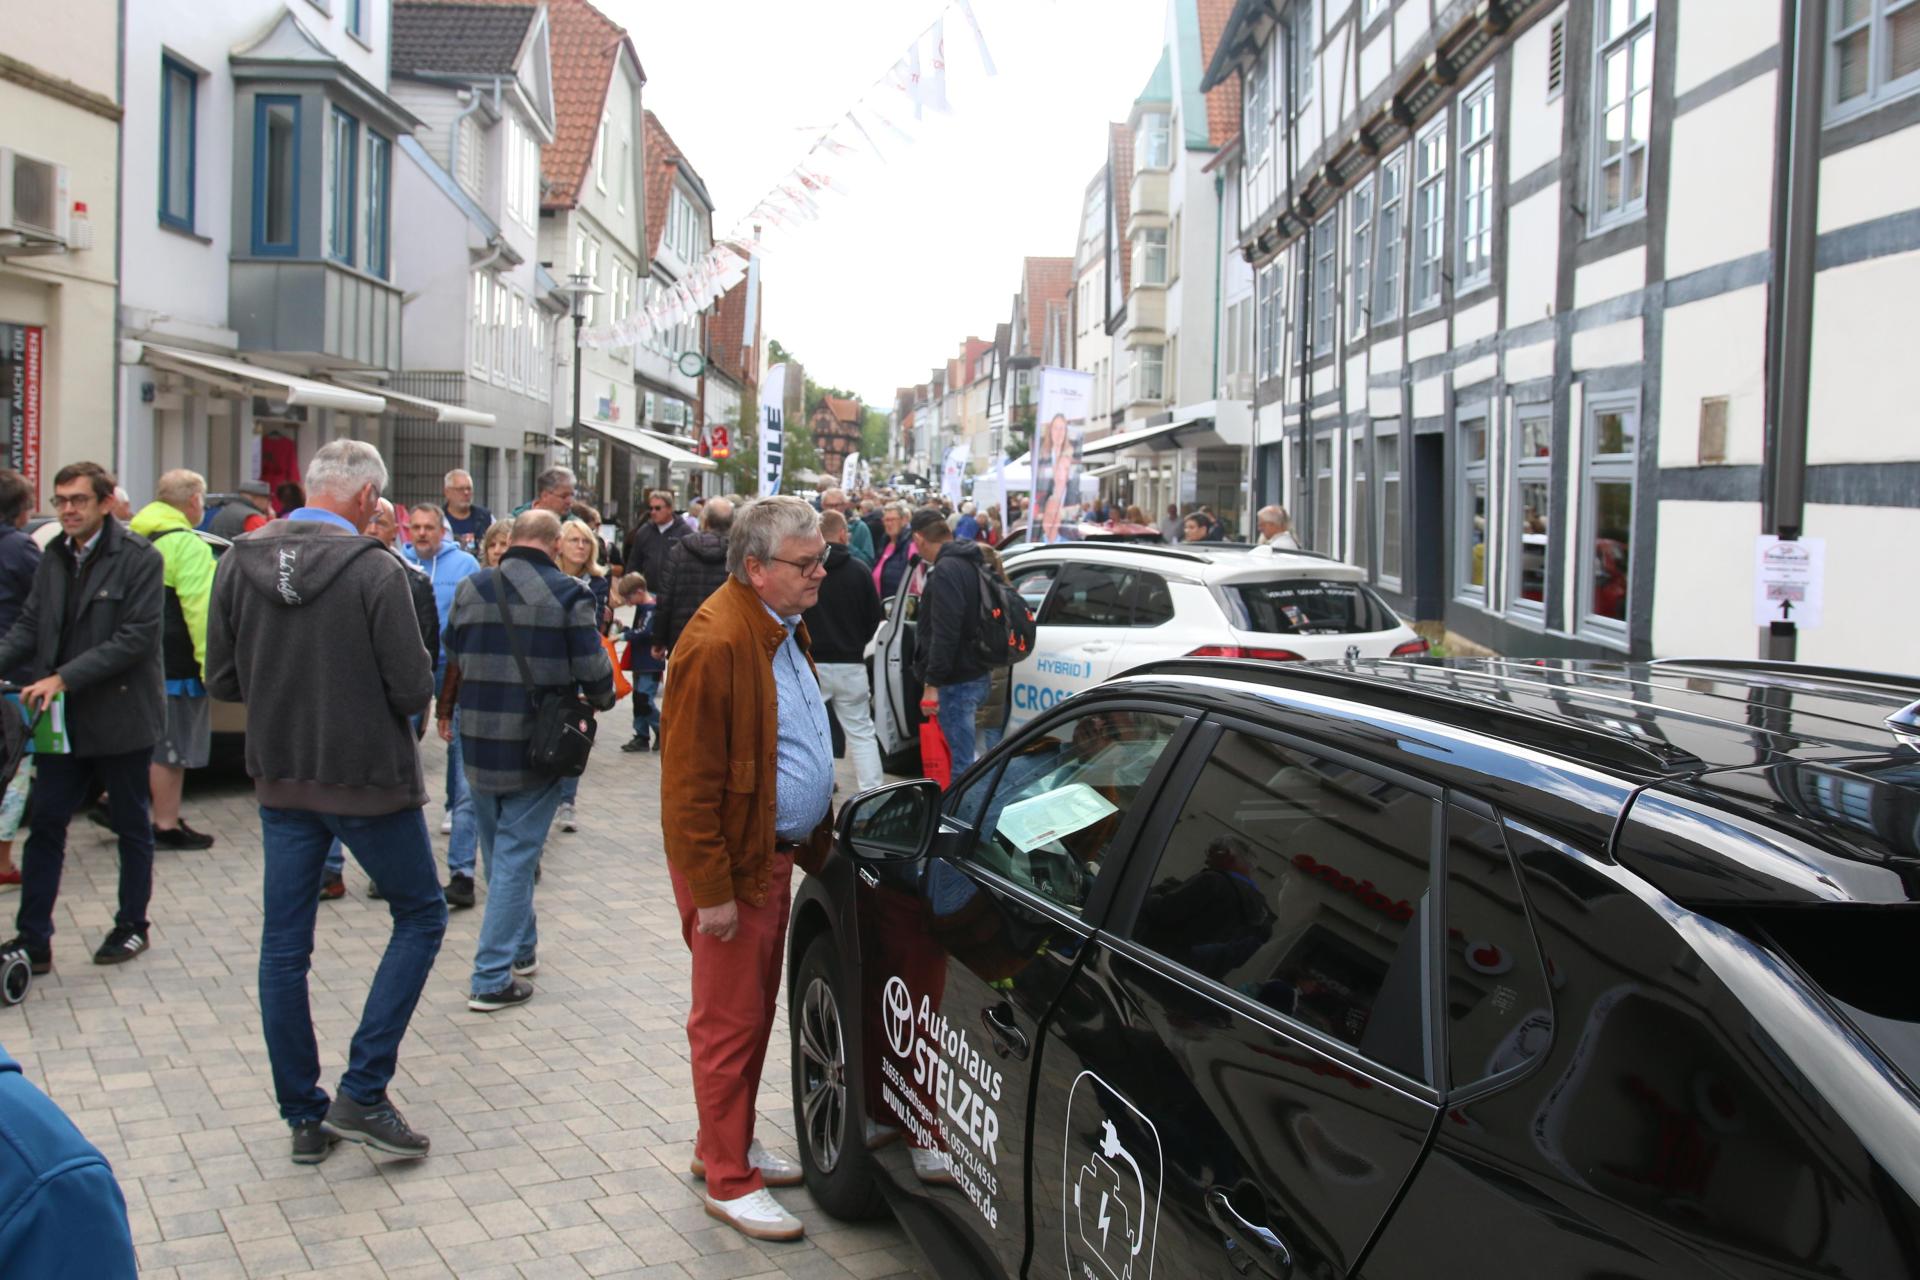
[919,714,951,790]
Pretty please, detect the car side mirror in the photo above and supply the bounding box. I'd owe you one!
[839,779,941,864]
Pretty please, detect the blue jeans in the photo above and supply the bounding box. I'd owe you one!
[559,774,578,806]
[469,779,563,995]
[323,708,475,879]
[631,674,660,737]
[259,805,447,1124]
[937,674,992,780]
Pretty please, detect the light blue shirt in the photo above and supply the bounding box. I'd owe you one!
[285,506,358,534]
[765,602,835,840]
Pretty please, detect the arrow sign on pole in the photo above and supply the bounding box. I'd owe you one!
[1754,535,1824,630]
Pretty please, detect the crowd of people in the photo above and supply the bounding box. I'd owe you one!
[0,438,1301,1260]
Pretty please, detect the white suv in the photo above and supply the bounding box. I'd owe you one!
[867,542,1428,772]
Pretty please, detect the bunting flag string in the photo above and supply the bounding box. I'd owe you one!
[580,0,997,350]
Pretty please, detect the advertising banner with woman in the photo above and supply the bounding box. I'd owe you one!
[1031,367,1092,544]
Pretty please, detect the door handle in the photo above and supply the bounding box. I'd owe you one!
[1080,642,1116,654]
[980,1002,1030,1060]
[1205,1187,1292,1279]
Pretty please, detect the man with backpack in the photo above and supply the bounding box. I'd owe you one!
[908,508,998,777]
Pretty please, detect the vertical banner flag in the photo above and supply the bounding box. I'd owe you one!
[942,444,967,505]
[1032,367,1094,544]
[842,449,862,494]
[0,324,42,498]
[759,362,789,498]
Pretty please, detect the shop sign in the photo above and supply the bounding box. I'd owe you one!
[0,324,42,496]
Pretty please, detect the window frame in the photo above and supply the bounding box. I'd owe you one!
[1456,73,1496,293]
[1135,343,1167,401]
[1507,409,1552,622]
[1590,0,1656,231]
[1829,0,1920,121]
[1411,114,1448,313]
[1137,225,1169,287]
[1289,0,1316,117]
[328,106,358,267]
[1244,51,1272,166]
[1312,433,1336,555]
[364,129,391,279]
[1577,393,1639,643]
[1376,425,1403,590]
[1349,176,1373,341]
[251,95,303,257]
[345,0,366,42]
[159,56,198,232]
[1135,110,1172,170]
[1456,412,1490,604]
[1312,211,1338,358]
[470,271,491,376]
[1348,428,1371,575]
[596,113,609,193]
[1373,149,1406,325]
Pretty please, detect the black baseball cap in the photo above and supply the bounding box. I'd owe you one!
[909,508,948,535]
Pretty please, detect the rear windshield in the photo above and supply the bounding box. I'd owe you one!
[1227,579,1400,636]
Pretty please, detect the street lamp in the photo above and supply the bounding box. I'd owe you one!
[559,271,604,482]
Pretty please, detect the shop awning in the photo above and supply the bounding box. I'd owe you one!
[1085,461,1131,479]
[140,343,387,414]
[329,378,496,428]
[1081,413,1208,457]
[577,419,715,471]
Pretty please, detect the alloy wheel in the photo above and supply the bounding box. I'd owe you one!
[797,974,848,1173]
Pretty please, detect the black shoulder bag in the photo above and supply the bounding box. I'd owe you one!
[493,570,597,778]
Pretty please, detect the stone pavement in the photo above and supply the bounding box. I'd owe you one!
[1,733,932,1280]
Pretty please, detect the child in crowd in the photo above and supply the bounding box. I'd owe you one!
[613,572,664,752]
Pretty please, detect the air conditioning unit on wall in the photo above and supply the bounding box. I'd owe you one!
[0,148,71,251]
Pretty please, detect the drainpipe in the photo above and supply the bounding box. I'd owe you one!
[1760,0,1825,662]
[1211,172,1224,400]
[447,82,492,188]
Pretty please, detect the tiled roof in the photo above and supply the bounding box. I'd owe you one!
[821,395,861,424]
[1019,257,1074,361]
[391,3,535,77]
[1108,123,1133,301]
[708,250,758,386]
[643,110,713,262]
[1196,0,1241,148]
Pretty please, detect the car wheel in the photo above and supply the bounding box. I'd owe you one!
[791,933,887,1220]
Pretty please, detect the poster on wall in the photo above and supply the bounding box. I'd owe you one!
[1031,366,1093,543]
[759,362,789,497]
[0,324,43,499]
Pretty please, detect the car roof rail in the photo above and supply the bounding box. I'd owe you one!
[1015,543,1216,565]
[1648,657,1920,695]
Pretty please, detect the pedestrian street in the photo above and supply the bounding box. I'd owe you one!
[1,736,930,1280]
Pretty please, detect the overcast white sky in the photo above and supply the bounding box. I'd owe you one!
[600,0,1169,406]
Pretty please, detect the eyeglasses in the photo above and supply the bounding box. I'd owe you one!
[769,553,830,575]
[50,494,96,510]
[649,503,671,512]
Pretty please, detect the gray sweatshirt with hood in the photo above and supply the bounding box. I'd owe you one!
[206,518,434,815]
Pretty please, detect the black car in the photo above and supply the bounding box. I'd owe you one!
[787,656,1920,1279]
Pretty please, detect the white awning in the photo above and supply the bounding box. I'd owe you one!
[329,379,496,427]
[139,343,386,414]
[577,419,715,471]
[1081,414,1208,458]
[1085,461,1130,479]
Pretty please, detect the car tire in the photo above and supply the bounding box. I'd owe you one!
[791,933,887,1221]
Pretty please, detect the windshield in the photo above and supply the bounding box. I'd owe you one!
[1226,578,1400,636]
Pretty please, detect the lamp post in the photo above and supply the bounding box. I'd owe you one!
[560,271,604,485]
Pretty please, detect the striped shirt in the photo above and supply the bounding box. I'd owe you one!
[444,547,615,794]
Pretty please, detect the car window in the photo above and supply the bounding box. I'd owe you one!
[1443,805,1552,1088]
[1009,564,1059,617]
[1226,578,1400,635]
[1130,729,1435,1081]
[1039,563,1171,628]
[952,709,1183,913]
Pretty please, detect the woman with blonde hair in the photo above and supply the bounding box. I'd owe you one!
[477,518,514,569]
[552,518,611,833]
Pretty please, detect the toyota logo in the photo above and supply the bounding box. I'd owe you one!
[882,976,916,1059]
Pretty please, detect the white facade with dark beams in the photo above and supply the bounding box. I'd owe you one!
[1205,0,1920,670]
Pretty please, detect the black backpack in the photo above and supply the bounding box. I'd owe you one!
[970,563,1038,667]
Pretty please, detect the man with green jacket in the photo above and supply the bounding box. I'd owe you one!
[128,471,218,850]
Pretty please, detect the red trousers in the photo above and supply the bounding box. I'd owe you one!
[669,850,794,1200]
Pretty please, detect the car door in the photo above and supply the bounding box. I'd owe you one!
[1008,562,1143,736]
[857,704,1195,1279]
[1025,717,1443,1280]
[871,559,930,762]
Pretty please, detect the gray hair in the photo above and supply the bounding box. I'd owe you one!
[1257,504,1289,530]
[728,495,820,583]
[536,465,576,496]
[155,469,205,507]
[443,468,472,486]
[306,440,388,501]
[701,496,734,534]
[884,499,911,520]
[409,502,446,527]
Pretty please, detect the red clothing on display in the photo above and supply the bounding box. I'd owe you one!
[259,435,301,510]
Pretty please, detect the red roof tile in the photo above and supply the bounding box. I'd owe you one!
[640,110,714,262]
[708,250,759,386]
[821,395,861,425]
[1109,123,1133,301]
[1196,0,1242,149]
[416,0,641,210]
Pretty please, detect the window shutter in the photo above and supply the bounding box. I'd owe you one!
[1547,18,1566,99]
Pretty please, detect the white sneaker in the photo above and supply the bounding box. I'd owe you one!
[439,815,452,835]
[911,1147,954,1186]
[704,1187,803,1242]
[558,803,575,833]
[690,1138,803,1188]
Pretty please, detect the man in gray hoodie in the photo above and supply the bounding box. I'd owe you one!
[206,440,446,1167]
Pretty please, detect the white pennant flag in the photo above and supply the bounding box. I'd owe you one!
[925,16,952,114]
[956,0,997,77]
[844,110,886,161]
[891,48,923,121]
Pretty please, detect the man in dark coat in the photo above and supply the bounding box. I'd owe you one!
[650,497,734,658]
[624,489,690,594]
[0,462,165,972]
[802,511,885,791]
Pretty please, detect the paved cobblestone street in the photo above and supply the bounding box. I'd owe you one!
[1,735,931,1280]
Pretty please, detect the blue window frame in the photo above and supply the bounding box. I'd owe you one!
[329,107,358,266]
[159,57,197,230]
[252,95,301,256]
[346,0,365,40]
[365,131,391,279]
